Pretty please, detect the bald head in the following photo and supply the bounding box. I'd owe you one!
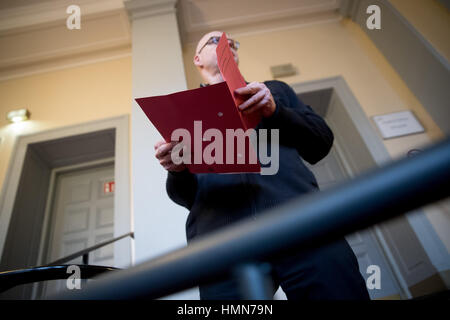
[194,30,240,85]
[196,30,224,54]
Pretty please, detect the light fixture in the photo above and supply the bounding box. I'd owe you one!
[7,109,30,123]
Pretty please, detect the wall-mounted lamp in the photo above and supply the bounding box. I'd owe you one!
[7,109,30,123]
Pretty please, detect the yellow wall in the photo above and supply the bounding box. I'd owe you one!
[183,19,444,160]
[0,56,132,189]
[389,0,450,62]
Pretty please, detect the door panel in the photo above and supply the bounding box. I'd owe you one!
[40,164,114,298]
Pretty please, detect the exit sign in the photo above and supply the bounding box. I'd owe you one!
[103,181,115,194]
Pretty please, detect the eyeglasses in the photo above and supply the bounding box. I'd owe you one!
[197,36,240,54]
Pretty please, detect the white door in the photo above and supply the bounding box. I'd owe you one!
[303,146,401,299]
[40,164,115,298]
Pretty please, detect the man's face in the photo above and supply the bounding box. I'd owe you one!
[194,31,239,72]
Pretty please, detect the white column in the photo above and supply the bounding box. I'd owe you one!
[125,0,198,299]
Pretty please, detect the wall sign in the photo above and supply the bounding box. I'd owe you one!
[372,110,424,139]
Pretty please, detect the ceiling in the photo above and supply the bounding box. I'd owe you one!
[177,0,342,44]
[0,0,130,80]
[0,0,344,79]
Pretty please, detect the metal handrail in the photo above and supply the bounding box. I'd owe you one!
[0,233,133,294]
[54,137,450,300]
[48,232,134,266]
[0,265,119,293]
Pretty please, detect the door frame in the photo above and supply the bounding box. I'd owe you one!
[33,158,115,300]
[0,115,132,271]
[292,75,448,298]
[291,76,413,298]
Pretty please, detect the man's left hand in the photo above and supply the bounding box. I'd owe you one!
[235,82,276,118]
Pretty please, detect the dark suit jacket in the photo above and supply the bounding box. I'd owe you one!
[166,80,334,241]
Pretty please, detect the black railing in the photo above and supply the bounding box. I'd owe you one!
[48,232,134,265]
[0,232,134,293]
[0,265,119,293]
[51,137,450,300]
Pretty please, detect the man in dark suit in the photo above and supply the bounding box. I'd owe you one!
[154,31,370,300]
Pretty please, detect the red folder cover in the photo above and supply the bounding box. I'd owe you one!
[216,33,261,130]
[136,33,261,174]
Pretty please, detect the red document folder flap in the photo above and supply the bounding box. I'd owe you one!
[216,33,261,130]
[136,82,261,174]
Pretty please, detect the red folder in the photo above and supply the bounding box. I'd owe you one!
[216,33,261,130]
[136,33,261,174]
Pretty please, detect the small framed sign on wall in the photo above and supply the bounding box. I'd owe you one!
[372,110,425,139]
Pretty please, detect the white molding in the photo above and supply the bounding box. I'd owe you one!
[406,209,450,273]
[182,0,340,32]
[177,0,342,45]
[184,12,342,46]
[1,9,130,63]
[0,49,131,82]
[124,0,177,21]
[0,115,132,268]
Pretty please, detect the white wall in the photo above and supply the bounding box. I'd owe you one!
[129,7,199,298]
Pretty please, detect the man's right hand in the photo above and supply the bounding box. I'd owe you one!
[154,140,187,172]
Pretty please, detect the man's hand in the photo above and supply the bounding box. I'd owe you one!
[154,140,187,172]
[234,82,276,118]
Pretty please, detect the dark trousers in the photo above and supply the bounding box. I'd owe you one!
[199,238,371,300]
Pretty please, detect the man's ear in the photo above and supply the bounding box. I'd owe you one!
[193,54,202,67]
